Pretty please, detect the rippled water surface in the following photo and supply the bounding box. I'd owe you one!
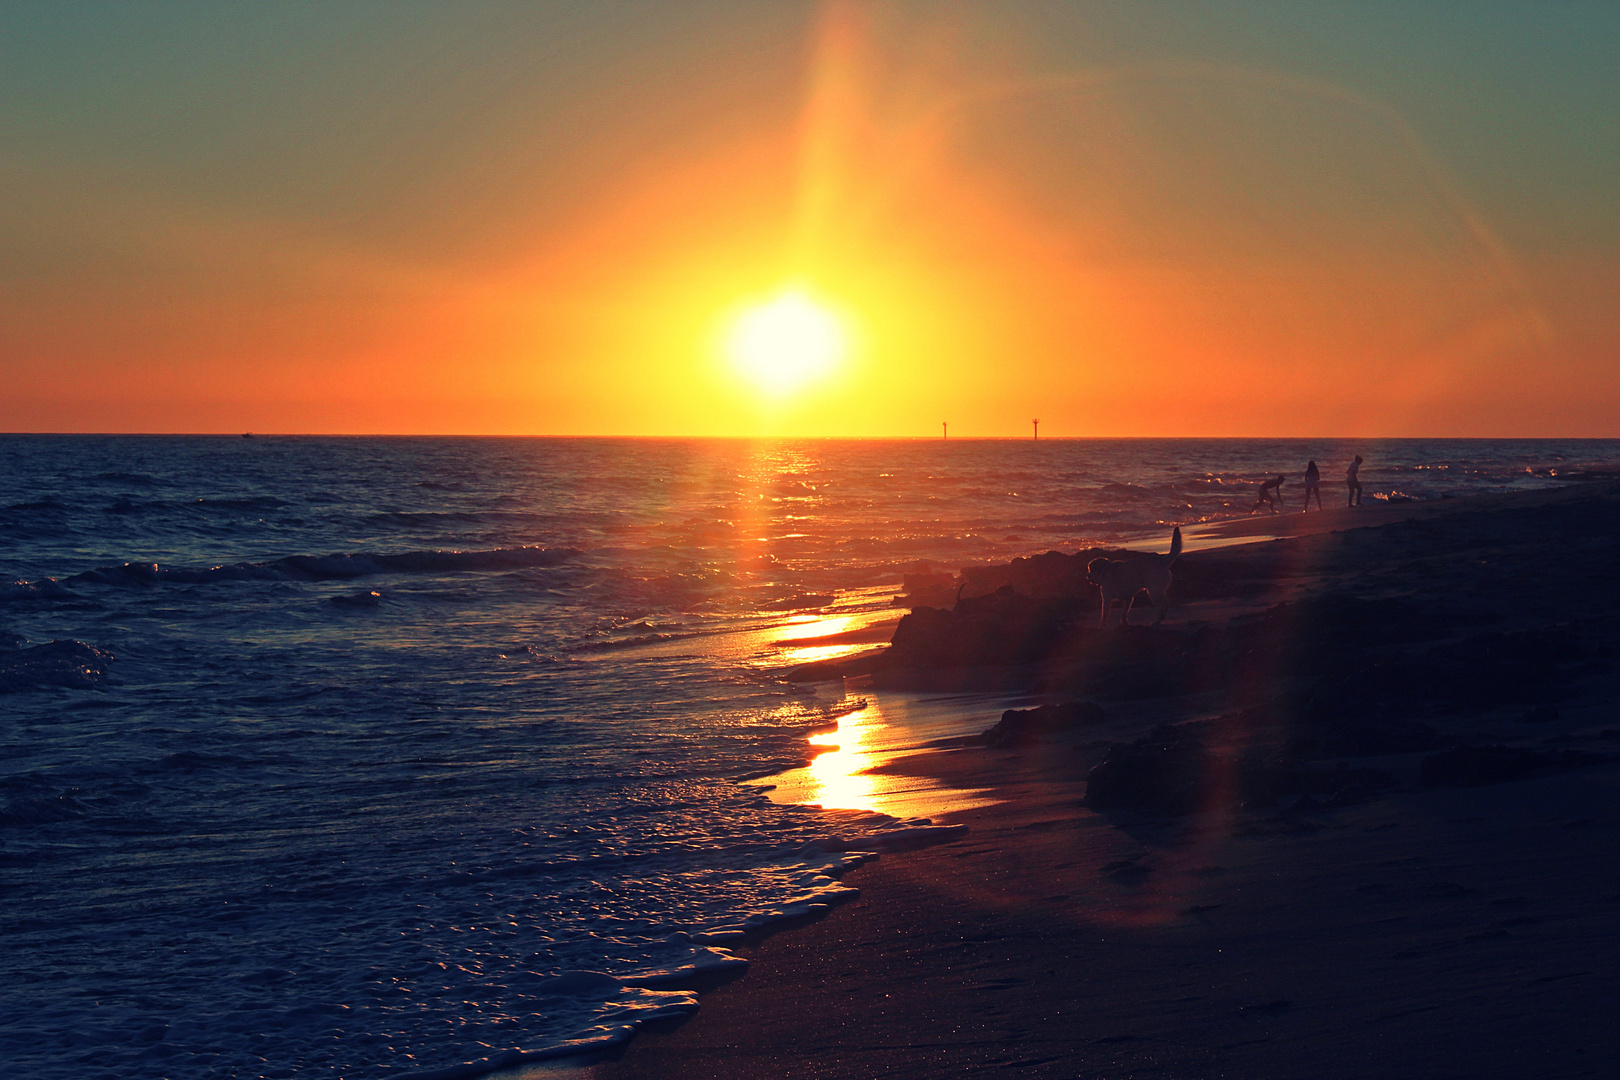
[3,436,1615,1079]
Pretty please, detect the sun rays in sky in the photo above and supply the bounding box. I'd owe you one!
[559,2,1576,437]
[0,2,1615,435]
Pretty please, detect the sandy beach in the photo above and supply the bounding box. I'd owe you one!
[556,481,1620,1079]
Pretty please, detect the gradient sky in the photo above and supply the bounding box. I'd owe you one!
[2,1,1616,436]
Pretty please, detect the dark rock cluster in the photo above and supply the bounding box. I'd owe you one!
[978,700,1107,748]
[1083,726,1213,813]
[883,587,1085,671]
[957,550,1098,601]
[896,563,959,609]
[815,493,1620,818]
[875,586,1608,724]
[953,544,1284,605]
[1081,722,1399,814]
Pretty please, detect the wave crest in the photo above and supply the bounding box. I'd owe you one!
[54,545,580,589]
[0,639,113,693]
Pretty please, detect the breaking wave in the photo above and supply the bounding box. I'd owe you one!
[53,545,579,588]
[0,639,113,693]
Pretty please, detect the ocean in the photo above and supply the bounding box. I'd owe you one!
[3,435,1615,1079]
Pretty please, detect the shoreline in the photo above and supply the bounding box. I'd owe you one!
[572,758,1620,1079]
[550,479,1620,1079]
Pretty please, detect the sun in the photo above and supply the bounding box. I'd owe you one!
[724,290,848,397]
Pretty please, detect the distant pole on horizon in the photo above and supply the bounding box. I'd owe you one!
[942,421,947,439]
[1032,419,1039,440]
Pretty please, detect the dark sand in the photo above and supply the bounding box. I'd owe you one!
[566,484,1620,1079]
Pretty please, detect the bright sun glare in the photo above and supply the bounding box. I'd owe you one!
[724,291,847,398]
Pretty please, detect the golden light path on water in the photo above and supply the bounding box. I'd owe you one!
[750,697,1003,818]
[610,597,1009,820]
[771,614,860,664]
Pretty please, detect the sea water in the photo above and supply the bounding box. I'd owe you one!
[2,436,1614,1079]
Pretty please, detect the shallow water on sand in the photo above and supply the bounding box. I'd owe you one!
[2,436,1615,1078]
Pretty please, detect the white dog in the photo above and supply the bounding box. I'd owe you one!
[1086,527,1182,627]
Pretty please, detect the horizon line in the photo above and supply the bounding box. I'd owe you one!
[3,432,1619,441]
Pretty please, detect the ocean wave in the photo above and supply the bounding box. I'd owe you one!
[392,823,972,1080]
[57,545,580,588]
[0,639,113,693]
[1177,476,1246,490]
[394,849,869,1080]
[262,545,580,578]
[0,775,159,836]
[191,496,290,511]
[0,788,104,827]
[570,632,697,652]
[155,751,255,772]
[94,471,163,486]
[101,495,292,515]
[0,578,76,603]
[831,534,1002,555]
[366,509,500,527]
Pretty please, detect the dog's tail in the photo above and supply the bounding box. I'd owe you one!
[1166,526,1182,565]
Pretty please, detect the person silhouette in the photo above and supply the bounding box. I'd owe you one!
[1250,474,1285,514]
[1302,460,1322,510]
[1346,454,1364,506]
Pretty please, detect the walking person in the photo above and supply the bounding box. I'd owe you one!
[1346,454,1364,506]
[1302,460,1322,510]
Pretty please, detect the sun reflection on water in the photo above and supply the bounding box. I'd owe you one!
[776,614,857,640]
[751,697,1000,818]
[770,612,879,666]
[800,705,884,811]
[778,643,861,665]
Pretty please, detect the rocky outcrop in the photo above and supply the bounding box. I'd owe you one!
[954,544,1287,605]
[881,588,1087,671]
[957,550,1099,601]
[977,700,1107,748]
[896,563,959,609]
[1083,722,1399,815]
[1084,726,1213,813]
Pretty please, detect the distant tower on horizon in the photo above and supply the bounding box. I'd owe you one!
[1032,418,1040,440]
[942,421,947,439]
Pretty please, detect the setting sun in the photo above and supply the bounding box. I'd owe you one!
[724,290,849,398]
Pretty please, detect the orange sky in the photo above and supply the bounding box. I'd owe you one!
[2,3,1616,436]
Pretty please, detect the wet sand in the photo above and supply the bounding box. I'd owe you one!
[567,483,1620,1079]
[576,756,1620,1078]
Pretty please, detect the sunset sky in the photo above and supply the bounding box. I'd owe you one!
[2,2,1616,437]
